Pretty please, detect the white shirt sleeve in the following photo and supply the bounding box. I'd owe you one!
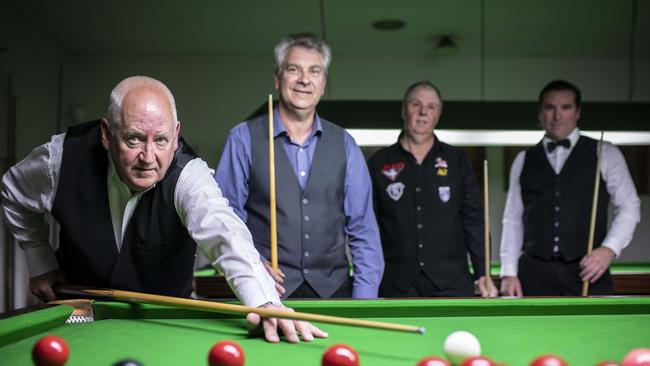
[1,133,66,277]
[499,150,526,277]
[174,158,280,307]
[599,142,641,256]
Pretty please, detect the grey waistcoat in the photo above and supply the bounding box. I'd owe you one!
[245,114,349,298]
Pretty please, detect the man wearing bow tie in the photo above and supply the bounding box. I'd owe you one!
[499,80,640,296]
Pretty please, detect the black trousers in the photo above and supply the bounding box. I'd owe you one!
[287,276,353,299]
[519,253,614,296]
[380,270,475,297]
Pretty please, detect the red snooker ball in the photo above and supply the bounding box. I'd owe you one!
[208,340,245,366]
[32,335,70,366]
[623,348,650,366]
[530,354,568,366]
[417,356,452,366]
[460,356,496,366]
[322,344,360,366]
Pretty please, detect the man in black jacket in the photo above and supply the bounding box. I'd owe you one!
[368,80,497,297]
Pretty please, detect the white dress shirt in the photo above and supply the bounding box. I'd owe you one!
[1,132,280,307]
[500,128,641,277]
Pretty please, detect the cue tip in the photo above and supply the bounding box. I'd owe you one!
[418,327,426,335]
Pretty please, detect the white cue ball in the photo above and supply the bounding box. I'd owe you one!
[443,330,481,365]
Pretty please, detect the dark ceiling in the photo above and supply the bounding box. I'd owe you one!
[4,0,648,59]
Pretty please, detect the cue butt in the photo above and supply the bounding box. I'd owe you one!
[582,131,604,296]
[268,94,278,271]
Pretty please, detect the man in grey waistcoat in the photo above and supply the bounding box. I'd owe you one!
[215,32,384,299]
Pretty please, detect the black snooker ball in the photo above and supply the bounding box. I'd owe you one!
[112,360,143,366]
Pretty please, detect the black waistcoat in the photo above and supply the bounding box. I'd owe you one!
[51,120,198,296]
[520,136,609,261]
[245,114,348,298]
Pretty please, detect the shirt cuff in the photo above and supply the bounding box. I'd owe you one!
[228,257,282,307]
[500,261,519,278]
[352,285,378,299]
[21,243,59,277]
[237,282,282,308]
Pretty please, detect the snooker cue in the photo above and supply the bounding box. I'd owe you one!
[483,160,495,295]
[54,285,425,334]
[582,131,605,296]
[268,95,278,271]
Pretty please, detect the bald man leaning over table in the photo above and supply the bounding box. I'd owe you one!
[1,75,326,343]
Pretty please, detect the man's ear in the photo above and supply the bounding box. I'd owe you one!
[173,121,181,151]
[100,118,111,151]
[274,72,280,90]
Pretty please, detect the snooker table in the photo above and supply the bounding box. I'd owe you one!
[193,263,650,298]
[1,297,649,365]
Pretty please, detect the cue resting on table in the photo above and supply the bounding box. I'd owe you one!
[53,285,425,334]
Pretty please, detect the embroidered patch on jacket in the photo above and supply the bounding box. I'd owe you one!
[386,182,405,201]
[435,157,448,176]
[380,162,405,181]
[438,186,451,203]
[434,157,448,168]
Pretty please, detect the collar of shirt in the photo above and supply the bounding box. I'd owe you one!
[542,127,580,174]
[542,127,580,151]
[273,107,323,145]
[106,155,153,251]
[396,131,442,161]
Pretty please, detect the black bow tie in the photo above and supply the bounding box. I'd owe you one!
[546,139,571,153]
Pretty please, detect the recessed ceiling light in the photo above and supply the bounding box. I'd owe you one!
[435,34,458,53]
[372,19,406,31]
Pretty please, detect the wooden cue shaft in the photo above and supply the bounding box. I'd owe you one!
[483,160,494,293]
[268,95,278,271]
[582,131,605,296]
[79,287,424,334]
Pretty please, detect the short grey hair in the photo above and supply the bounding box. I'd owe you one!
[403,80,443,107]
[106,76,178,134]
[273,32,332,75]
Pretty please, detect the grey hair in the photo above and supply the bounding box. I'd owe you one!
[273,32,332,75]
[403,80,443,107]
[106,76,178,134]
